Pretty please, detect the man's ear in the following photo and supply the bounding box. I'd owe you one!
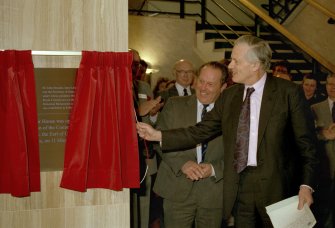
[251,61,261,72]
[220,83,227,92]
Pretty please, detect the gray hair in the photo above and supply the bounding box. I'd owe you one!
[235,35,272,71]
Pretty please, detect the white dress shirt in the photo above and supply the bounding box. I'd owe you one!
[244,73,266,166]
[196,100,214,164]
[175,82,192,96]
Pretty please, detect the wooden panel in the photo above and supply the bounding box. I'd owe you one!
[0,0,130,227]
[0,0,128,52]
[65,204,129,228]
[0,172,130,228]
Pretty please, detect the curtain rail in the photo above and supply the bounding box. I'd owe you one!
[1,50,82,56]
[32,51,82,56]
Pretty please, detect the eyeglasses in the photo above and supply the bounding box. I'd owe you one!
[176,70,193,75]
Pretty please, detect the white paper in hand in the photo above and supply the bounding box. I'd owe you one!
[265,195,316,228]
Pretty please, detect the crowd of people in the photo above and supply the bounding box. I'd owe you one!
[130,34,334,228]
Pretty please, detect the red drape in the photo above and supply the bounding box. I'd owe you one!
[0,50,40,197]
[60,51,139,191]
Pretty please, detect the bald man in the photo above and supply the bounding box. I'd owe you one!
[159,59,195,102]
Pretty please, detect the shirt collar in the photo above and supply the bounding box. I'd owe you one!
[175,82,191,95]
[328,97,334,108]
[245,73,267,92]
[197,99,214,111]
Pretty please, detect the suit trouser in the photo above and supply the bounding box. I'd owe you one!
[313,179,334,228]
[233,167,273,228]
[131,175,152,228]
[163,186,223,228]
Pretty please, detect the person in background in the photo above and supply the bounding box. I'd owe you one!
[137,35,318,228]
[219,59,235,88]
[302,73,326,106]
[154,61,228,228]
[139,59,150,82]
[311,73,335,228]
[165,80,176,90]
[159,59,195,102]
[153,77,169,98]
[271,60,292,81]
[129,48,162,228]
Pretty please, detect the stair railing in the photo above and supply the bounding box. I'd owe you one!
[239,0,335,73]
[129,0,334,74]
[209,0,253,33]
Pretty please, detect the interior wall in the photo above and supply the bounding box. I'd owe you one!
[129,15,204,87]
[0,172,129,228]
[0,0,130,227]
[284,0,335,69]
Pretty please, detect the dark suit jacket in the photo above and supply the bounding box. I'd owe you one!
[153,95,224,208]
[161,75,318,218]
[159,85,195,103]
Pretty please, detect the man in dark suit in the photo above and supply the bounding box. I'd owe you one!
[154,61,227,228]
[159,59,195,102]
[137,35,318,227]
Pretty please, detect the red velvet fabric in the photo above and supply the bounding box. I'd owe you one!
[60,51,139,191]
[0,50,40,197]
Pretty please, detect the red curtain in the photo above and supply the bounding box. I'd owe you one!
[0,50,40,197]
[60,51,139,191]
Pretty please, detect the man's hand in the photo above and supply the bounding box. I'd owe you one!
[136,122,162,141]
[149,101,164,116]
[138,96,161,116]
[181,161,205,181]
[199,163,214,178]
[321,123,335,140]
[298,185,313,210]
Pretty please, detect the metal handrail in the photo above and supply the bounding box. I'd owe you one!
[210,0,253,33]
[226,0,254,21]
[205,9,240,38]
[128,9,200,18]
[239,0,335,73]
[203,20,235,46]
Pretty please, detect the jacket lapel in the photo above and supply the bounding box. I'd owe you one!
[170,85,179,97]
[229,85,245,141]
[257,76,277,148]
[186,95,197,124]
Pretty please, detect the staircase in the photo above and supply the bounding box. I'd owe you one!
[261,0,302,24]
[129,0,331,82]
[196,23,327,82]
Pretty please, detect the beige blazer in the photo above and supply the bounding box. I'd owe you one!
[312,99,335,180]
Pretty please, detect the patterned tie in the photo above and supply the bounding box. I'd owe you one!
[183,88,189,96]
[234,87,255,173]
[201,104,209,162]
[332,102,335,122]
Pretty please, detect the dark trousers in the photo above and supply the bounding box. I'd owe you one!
[313,179,335,228]
[233,167,273,228]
